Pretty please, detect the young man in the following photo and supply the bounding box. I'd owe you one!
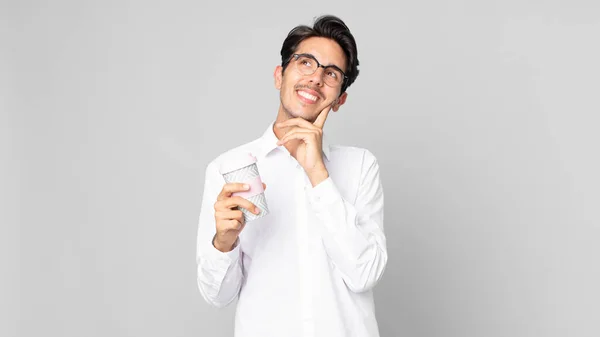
[196,15,387,337]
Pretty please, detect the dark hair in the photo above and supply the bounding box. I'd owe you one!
[280,15,359,94]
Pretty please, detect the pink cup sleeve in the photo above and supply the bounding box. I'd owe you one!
[232,176,265,199]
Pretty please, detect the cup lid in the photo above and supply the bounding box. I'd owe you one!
[219,152,258,175]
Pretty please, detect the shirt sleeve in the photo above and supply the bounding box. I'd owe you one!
[306,150,387,293]
[196,161,244,308]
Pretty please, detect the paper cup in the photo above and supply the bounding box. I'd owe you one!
[219,153,269,222]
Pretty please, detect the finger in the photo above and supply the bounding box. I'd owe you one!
[281,129,317,142]
[275,126,301,145]
[277,131,315,146]
[215,210,244,222]
[262,182,266,190]
[279,125,308,140]
[223,219,243,231]
[284,125,320,139]
[275,118,318,130]
[223,196,260,214]
[217,183,250,201]
[313,104,332,129]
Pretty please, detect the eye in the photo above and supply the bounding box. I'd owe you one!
[326,70,338,79]
[299,58,312,67]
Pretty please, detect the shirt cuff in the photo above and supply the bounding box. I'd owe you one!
[198,237,241,291]
[306,177,342,212]
[203,236,241,268]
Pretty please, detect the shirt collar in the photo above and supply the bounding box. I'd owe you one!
[256,121,331,161]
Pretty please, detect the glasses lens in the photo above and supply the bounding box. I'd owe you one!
[295,55,316,75]
[323,67,343,87]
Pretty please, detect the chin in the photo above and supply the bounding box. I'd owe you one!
[290,110,318,122]
[283,105,312,121]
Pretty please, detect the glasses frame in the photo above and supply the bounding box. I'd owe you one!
[290,53,347,87]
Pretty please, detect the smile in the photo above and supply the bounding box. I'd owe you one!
[297,90,318,103]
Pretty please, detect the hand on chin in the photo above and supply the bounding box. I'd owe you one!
[292,105,325,122]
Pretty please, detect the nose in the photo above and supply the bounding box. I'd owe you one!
[307,67,325,87]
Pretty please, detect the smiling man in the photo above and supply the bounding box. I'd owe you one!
[196,15,388,337]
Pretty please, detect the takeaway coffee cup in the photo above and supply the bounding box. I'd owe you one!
[219,153,269,222]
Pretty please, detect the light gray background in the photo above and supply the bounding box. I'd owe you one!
[3,1,600,336]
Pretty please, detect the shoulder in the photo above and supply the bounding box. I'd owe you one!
[205,137,263,173]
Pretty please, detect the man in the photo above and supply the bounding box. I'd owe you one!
[196,15,387,337]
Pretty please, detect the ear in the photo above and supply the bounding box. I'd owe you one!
[274,65,283,90]
[332,92,348,112]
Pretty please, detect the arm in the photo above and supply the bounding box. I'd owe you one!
[196,162,244,308]
[306,150,387,293]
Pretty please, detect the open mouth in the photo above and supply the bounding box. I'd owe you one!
[296,90,319,103]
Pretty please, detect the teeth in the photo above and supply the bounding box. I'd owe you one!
[298,91,317,101]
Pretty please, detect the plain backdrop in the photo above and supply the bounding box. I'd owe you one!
[3,1,600,336]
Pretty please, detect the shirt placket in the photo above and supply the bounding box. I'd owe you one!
[294,160,315,337]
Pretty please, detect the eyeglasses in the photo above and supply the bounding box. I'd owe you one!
[290,53,347,87]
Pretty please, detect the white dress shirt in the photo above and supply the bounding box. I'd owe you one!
[196,122,387,337]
